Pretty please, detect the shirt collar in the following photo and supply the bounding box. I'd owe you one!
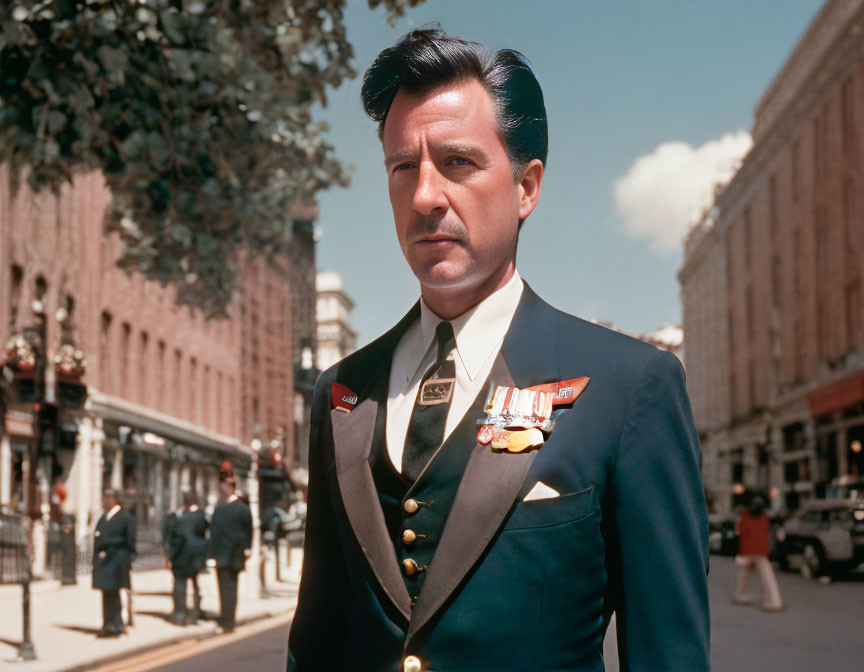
[411,270,523,382]
[228,494,239,503]
[106,505,121,520]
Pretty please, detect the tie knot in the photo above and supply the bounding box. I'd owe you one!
[434,321,455,364]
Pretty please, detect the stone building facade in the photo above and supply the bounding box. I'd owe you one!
[0,166,313,570]
[679,0,864,515]
[316,271,357,372]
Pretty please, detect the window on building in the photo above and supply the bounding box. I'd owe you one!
[217,370,224,434]
[793,228,803,302]
[174,349,183,416]
[726,233,735,291]
[791,139,801,201]
[34,276,47,303]
[9,264,23,327]
[100,312,112,392]
[743,208,752,269]
[771,255,782,310]
[842,75,854,155]
[158,340,166,411]
[769,174,778,239]
[783,422,806,452]
[190,357,198,423]
[121,322,131,390]
[746,285,754,341]
[204,365,211,428]
[228,375,236,436]
[139,331,149,404]
[748,357,756,411]
[844,179,857,248]
[813,104,829,183]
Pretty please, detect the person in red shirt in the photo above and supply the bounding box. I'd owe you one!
[732,496,786,611]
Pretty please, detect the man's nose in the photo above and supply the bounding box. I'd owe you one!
[412,161,448,215]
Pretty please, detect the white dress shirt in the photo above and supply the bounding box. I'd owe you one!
[386,271,523,473]
[105,504,121,521]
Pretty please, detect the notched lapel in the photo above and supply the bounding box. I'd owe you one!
[407,356,540,641]
[332,390,413,621]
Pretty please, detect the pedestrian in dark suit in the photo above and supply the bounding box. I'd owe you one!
[162,490,209,625]
[287,29,709,672]
[93,489,136,638]
[209,476,253,633]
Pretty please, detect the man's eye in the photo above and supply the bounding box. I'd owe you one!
[393,163,414,173]
[450,157,472,166]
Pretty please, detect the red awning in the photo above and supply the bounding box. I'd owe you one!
[808,371,864,417]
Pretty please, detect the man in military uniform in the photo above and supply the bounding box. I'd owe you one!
[92,489,136,638]
[162,489,208,625]
[287,29,709,672]
[209,476,252,633]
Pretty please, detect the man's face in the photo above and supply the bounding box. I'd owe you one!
[382,79,531,301]
[102,494,115,511]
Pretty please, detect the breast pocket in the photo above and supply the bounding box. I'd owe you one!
[504,484,595,531]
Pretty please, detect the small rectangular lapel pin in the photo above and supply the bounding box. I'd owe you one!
[418,378,454,406]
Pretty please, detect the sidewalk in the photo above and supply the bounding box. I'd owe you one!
[0,546,302,672]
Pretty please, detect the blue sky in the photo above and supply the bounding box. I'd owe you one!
[312,0,824,346]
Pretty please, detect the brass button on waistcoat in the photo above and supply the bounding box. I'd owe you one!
[404,498,419,514]
[403,655,422,672]
[402,529,417,544]
[403,558,424,576]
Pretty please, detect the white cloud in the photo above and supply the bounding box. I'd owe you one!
[613,131,752,252]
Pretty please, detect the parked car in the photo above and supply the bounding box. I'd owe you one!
[773,499,864,580]
[708,514,738,556]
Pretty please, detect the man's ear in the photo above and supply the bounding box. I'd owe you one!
[517,159,544,221]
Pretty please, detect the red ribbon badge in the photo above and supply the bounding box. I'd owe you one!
[524,377,590,406]
[331,382,359,413]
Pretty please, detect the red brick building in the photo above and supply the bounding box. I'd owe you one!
[0,165,314,567]
[680,0,864,514]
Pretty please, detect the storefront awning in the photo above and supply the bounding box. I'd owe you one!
[808,371,864,418]
[91,398,251,460]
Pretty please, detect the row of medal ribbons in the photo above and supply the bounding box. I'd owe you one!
[482,386,554,429]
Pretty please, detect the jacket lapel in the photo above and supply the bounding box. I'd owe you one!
[330,306,421,623]
[406,283,560,641]
[332,377,414,622]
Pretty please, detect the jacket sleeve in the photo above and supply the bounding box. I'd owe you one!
[607,350,710,671]
[287,375,352,671]
[242,505,253,551]
[127,514,137,557]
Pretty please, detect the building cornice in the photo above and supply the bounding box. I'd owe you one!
[714,5,864,232]
[754,0,864,142]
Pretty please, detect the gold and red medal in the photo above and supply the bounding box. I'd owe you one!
[477,377,589,452]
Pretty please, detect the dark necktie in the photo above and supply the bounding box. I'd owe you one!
[401,321,457,481]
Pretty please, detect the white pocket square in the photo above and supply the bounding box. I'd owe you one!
[523,481,560,502]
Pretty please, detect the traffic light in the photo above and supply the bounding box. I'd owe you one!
[37,403,58,455]
[57,379,87,409]
[13,373,38,403]
[258,448,286,511]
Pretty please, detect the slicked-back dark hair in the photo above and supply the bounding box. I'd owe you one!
[361,28,548,180]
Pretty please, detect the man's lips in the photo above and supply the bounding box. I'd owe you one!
[415,236,461,247]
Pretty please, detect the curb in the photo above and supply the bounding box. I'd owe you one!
[55,608,295,672]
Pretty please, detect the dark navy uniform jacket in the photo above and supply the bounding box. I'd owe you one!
[163,507,209,576]
[93,508,136,591]
[209,499,253,571]
[288,283,709,671]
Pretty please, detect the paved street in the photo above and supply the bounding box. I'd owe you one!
[97,555,861,672]
[4,551,859,671]
[707,555,863,672]
[0,547,301,672]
